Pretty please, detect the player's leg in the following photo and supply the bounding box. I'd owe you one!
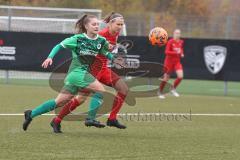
[171,70,183,97]
[174,69,183,88]
[49,70,87,133]
[52,90,89,126]
[51,71,107,130]
[65,69,106,128]
[171,63,183,97]
[89,69,128,129]
[50,79,106,132]
[84,69,109,128]
[158,73,170,99]
[84,79,107,128]
[158,59,172,99]
[23,90,74,131]
[107,78,128,129]
[51,72,106,132]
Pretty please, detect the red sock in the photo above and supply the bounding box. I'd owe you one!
[108,92,126,120]
[173,78,182,89]
[54,98,80,124]
[160,81,167,93]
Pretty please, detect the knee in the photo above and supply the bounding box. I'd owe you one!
[163,74,170,81]
[120,86,129,95]
[55,99,67,107]
[163,77,168,81]
[115,82,129,95]
[99,88,106,94]
[76,95,87,103]
[178,74,184,79]
[93,84,105,93]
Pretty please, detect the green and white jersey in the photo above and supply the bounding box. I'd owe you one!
[60,33,113,72]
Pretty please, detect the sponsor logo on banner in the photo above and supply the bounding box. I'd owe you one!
[125,55,140,69]
[204,45,227,74]
[0,46,16,61]
[109,40,140,69]
[112,55,140,69]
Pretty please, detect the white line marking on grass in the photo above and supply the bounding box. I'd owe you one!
[210,89,240,92]
[1,113,240,117]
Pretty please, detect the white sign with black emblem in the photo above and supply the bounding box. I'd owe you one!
[204,45,227,74]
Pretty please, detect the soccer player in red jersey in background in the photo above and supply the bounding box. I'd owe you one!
[50,12,128,133]
[158,29,184,99]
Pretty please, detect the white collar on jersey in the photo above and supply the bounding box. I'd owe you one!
[83,33,99,40]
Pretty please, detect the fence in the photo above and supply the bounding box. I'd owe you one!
[0,5,102,33]
[125,14,240,39]
[1,6,240,39]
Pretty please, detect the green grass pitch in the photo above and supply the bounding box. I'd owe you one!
[0,79,240,160]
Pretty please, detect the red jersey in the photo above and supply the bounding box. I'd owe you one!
[165,38,184,62]
[99,27,119,45]
[91,28,119,71]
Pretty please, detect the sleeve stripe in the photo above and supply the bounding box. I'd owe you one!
[60,42,66,48]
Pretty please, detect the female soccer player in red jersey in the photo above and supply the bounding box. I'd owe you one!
[51,12,128,133]
[158,29,184,99]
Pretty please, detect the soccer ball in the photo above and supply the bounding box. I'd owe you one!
[149,27,168,46]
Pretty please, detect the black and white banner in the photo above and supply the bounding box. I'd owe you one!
[0,31,240,81]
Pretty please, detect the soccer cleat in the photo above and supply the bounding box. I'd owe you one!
[157,91,166,99]
[84,118,105,128]
[23,110,32,131]
[50,119,62,133]
[106,119,126,129]
[171,89,180,97]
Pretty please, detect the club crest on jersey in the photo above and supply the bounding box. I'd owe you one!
[97,44,101,49]
[204,45,227,74]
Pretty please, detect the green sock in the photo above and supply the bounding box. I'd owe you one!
[31,99,56,118]
[87,92,103,120]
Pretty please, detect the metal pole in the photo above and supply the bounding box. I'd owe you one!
[137,20,141,36]
[98,11,102,19]
[150,13,155,29]
[7,7,12,31]
[5,70,9,84]
[187,22,191,37]
[224,81,228,96]
[148,77,152,89]
[225,16,232,39]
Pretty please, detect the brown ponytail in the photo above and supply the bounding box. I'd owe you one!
[75,14,97,34]
[103,12,123,23]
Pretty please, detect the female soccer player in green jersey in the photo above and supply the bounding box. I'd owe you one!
[22,14,123,131]
[50,12,128,133]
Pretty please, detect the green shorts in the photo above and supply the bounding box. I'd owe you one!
[63,68,95,95]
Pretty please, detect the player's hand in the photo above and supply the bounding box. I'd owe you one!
[113,56,126,69]
[176,49,182,54]
[109,44,114,51]
[181,54,184,58]
[42,58,53,69]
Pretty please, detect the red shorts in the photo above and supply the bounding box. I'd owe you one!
[164,59,183,74]
[91,67,120,87]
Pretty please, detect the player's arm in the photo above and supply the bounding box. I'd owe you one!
[99,40,116,60]
[99,40,125,67]
[165,40,176,55]
[42,36,77,68]
[42,44,64,68]
[47,44,64,59]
